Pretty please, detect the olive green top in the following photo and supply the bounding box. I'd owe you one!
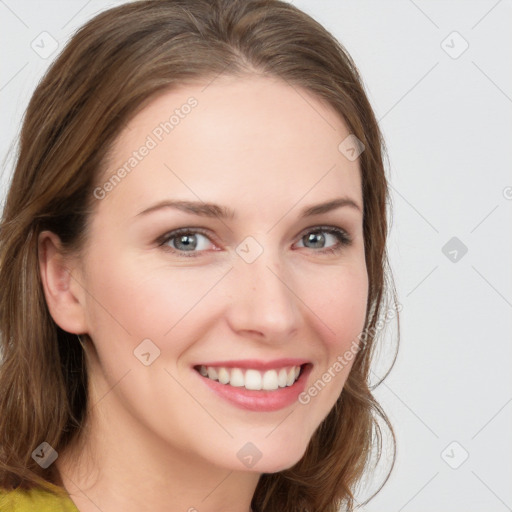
[0,487,80,511]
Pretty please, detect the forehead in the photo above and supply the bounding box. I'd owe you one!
[97,74,362,220]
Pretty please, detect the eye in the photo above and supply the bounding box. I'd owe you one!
[295,226,352,255]
[158,228,216,257]
[158,225,352,258]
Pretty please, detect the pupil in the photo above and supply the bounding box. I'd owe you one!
[177,234,196,250]
[306,232,324,248]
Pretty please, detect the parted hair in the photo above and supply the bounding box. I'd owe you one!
[0,1,399,510]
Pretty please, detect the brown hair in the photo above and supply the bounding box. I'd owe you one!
[0,0,400,510]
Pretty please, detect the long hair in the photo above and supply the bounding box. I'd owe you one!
[0,1,400,510]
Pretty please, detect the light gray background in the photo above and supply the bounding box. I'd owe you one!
[1,1,511,511]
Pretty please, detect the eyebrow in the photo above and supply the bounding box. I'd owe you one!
[135,196,362,220]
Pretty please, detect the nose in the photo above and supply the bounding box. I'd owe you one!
[224,242,300,343]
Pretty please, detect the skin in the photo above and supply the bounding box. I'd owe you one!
[38,74,368,512]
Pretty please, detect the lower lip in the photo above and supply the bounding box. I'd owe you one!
[194,364,312,412]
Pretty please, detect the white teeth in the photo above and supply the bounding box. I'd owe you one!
[286,367,295,386]
[198,365,303,391]
[218,367,230,384]
[262,369,279,390]
[229,368,245,387]
[245,369,262,390]
[278,368,288,387]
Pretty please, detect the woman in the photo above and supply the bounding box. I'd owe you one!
[0,1,399,511]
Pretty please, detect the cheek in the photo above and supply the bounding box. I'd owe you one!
[295,264,368,421]
[82,235,368,369]
[302,263,369,349]
[82,248,226,356]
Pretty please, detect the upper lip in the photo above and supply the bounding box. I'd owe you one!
[194,358,310,371]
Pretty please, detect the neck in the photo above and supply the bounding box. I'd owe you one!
[57,424,258,512]
[55,371,259,512]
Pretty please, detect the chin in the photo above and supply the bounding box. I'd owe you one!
[255,453,306,474]
[239,442,308,474]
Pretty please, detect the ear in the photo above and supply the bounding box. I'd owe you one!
[38,230,88,334]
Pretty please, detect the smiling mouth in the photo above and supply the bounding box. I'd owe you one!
[193,364,308,391]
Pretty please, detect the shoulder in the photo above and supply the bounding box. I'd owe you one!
[0,486,79,512]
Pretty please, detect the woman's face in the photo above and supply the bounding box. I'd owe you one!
[70,74,368,473]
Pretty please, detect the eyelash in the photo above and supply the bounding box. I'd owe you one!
[157,226,352,258]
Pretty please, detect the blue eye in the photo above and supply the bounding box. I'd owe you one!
[296,227,352,254]
[158,226,352,258]
[159,228,214,257]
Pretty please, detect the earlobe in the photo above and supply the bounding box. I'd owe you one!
[38,230,88,334]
